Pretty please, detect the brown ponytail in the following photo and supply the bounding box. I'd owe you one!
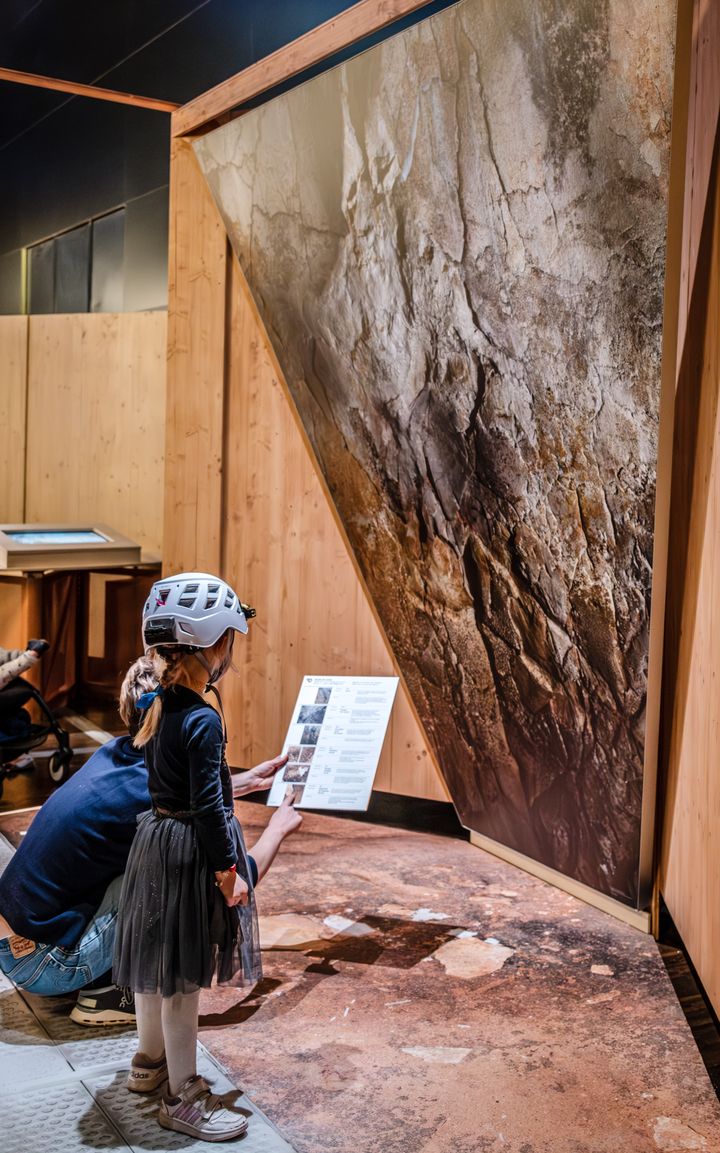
[134,648,197,748]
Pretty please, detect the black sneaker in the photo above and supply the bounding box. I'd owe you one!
[70,984,136,1026]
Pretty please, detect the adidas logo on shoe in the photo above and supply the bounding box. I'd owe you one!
[126,1051,168,1093]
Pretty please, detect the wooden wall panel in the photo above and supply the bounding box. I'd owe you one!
[163,135,227,574]
[221,253,447,800]
[0,316,28,521]
[25,311,166,554]
[660,135,720,1010]
[677,0,720,373]
[0,575,42,688]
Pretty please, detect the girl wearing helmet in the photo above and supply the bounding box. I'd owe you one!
[113,573,301,1141]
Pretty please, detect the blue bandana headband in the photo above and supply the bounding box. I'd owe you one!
[136,684,164,711]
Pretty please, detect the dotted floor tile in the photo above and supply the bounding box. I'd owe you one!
[2,974,296,1151]
[21,988,139,1071]
[0,1080,122,1153]
[0,987,72,1090]
[87,1049,295,1153]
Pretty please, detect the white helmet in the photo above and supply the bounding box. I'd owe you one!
[142,572,254,652]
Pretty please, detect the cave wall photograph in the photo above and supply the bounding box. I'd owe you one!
[194,0,677,907]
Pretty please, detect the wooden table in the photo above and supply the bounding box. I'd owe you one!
[0,559,161,707]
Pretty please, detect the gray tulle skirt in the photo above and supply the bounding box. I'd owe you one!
[113,809,262,996]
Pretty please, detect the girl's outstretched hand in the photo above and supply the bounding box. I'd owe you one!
[268,791,304,838]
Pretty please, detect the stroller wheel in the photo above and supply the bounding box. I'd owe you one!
[48,750,72,783]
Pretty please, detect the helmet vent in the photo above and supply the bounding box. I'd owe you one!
[156,589,170,606]
[178,595,197,607]
[205,595,218,609]
[208,584,220,593]
[183,583,199,593]
[224,591,234,608]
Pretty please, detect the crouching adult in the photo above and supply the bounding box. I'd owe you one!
[0,656,297,1024]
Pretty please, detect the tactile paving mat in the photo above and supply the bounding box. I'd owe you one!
[0,981,297,1152]
[0,987,72,1090]
[21,988,140,1071]
[88,1050,295,1153]
[0,1080,121,1153]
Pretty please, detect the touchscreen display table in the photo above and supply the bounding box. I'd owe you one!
[0,524,142,570]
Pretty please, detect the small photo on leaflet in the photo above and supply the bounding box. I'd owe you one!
[297,704,327,725]
[315,687,332,705]
[300,725,321,746]
[286,746,302,761]
[286,783,305,805]
[283,763,310,783]
[299,746,316,764]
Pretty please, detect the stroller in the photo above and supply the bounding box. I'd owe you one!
[0,641,73,800]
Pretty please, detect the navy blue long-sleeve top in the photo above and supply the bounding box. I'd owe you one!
[0,736,150,948]
[146,684,236,872]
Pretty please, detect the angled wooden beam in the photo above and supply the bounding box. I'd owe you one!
[172,0,438,137]
[0,67,179,113]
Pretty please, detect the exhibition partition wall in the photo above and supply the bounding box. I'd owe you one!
[659,1,720,1016]
[175,0,679,915]
[164,133,448,801]
[0,311,166,551]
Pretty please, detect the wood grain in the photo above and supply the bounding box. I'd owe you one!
[25,312,166,554]
[660,134,720,1013]
[172,0,438,137]
[0,574,42,688]
[0,316,28,522]
[163,136,228,574]
[0,66,179,112]
[677,0,720,375]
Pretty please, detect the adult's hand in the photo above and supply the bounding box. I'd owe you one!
[232,753,288,797]
[229,873,249,907]
[215,869,249,907]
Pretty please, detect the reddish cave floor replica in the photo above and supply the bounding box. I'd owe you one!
[196,803,720,1153]
[1,800,719,1152]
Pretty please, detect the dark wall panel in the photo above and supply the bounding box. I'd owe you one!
[54,222,90,312]
[91,209,125,313]
[195,0,677,906]
[0,0,393,255]
[123,188,169,312]
[0,102,169,255]
[28,238,54,314]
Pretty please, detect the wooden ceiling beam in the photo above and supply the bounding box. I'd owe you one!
[0,67,179,113]
[172,0,438,137]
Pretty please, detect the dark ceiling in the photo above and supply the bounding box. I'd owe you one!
[0,0,457,256]
[0,0,361,150]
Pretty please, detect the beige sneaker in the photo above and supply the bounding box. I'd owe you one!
[126,1051,168,1093]
[158,1074,249,1142]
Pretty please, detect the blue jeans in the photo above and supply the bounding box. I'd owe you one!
[0,874,123,995]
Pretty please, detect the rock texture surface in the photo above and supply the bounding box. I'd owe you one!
[195,0,676,904]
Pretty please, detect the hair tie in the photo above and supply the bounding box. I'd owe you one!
[136,684,164,711]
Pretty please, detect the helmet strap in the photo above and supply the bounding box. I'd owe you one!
[193,649,215,682]
[191,650,228,741]
[204,683,228,742]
